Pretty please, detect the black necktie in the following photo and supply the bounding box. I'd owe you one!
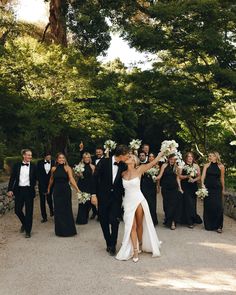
[21,163,29,167]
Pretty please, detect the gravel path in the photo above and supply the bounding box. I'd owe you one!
[0,193,236,295]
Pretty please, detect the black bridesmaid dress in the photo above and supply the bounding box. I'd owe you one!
[76,163,94,225]
[204,162,223,231]
[181,165,202,226]
[53,164,77,237]
[160,164,182,227]
[141,172,158,226]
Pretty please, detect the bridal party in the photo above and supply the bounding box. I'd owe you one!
[7,139,225,263]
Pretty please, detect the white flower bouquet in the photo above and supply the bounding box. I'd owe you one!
[175,151,185,168]
[73,162,85,178]
[129,139,142,151]
[77,192,91,204]
[184,165,198,178]
[146,166,160,182]
[160,140,179,155]
[104,140,117,154]
[196,187,208,200]
[159,140,179,162]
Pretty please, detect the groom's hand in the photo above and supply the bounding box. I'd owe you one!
[91,194,98,209]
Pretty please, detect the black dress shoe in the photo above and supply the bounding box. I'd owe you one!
[20,226,25,233]
[106,246,111,253]
[41,219,48,223]
[25,233,31,238]
[109,247,116,256]
[90,213,96,220]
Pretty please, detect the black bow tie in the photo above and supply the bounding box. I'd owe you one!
[44,161,50,164]
[21,163,29,166]
[114,162,119,166]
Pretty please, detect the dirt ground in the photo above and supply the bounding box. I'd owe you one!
[0,192,236,295]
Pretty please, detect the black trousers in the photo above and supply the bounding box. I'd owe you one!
[98,198,121,248]
[39,191,54,220]
[14,187,34,234]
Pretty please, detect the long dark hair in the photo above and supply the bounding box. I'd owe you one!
[184,152,196,164]
[55,152,68,166]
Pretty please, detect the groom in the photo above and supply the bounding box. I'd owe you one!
[91,145,129,256]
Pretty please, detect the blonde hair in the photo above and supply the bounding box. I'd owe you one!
[209,151,221,164]
[131,154,140,168]
[82,152,92,164]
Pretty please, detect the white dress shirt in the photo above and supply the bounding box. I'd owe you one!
[19,163,30,186]
[112,156,118,184]
[44,162,51,174]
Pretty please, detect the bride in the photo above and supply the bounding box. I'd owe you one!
[116,151,163,263]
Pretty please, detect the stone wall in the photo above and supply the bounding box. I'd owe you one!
[224,192,236,220]
[0,183,14,216]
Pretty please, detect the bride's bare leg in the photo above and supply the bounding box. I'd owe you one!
[130,218,138,258]
[135,204,144,246]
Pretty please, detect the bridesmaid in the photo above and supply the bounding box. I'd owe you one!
[201,152,225,233]
[179,152,202,228]
[48,153,79,237]
[76,152,95,225]
[141,152,158,226]
[157,154,182,230]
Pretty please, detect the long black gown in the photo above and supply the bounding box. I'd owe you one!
[160,164,182,227]
[76,163,94,224]
[141,172,158,226]
[181,165,202,226]
[204,162,223,231]
[53,164,77,237]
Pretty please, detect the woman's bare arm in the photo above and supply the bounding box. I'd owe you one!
[220,164,225,194]
[138,152,163,175]
[66,166,80,192]
[47,167,56,194]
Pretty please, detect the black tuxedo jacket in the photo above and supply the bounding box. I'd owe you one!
[92,155,104,166]
[92,158,127,203]
[37,159,55,193]
[8,162,37,198]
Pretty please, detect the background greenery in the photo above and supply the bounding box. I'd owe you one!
[0,1,235,187]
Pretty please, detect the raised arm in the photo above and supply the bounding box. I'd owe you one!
[138,152,163,175]
[156,163,167,181]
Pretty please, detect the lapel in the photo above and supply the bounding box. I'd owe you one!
[108,158,113,186]
[113,166,121,185]
[29,163,33,185]
[16,162,21,185]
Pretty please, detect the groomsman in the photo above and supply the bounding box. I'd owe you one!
[7,149,37,238]
[139,151,148,164]
[142,144,150,163]
[37,152,55,223]
[92,146,104,166]
[91,145,129,256]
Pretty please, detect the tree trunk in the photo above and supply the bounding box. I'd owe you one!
[49,0,68,46]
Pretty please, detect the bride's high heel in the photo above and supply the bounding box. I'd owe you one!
[133,248,139,263]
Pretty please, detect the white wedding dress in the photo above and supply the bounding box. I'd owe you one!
[116,177,161,261]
